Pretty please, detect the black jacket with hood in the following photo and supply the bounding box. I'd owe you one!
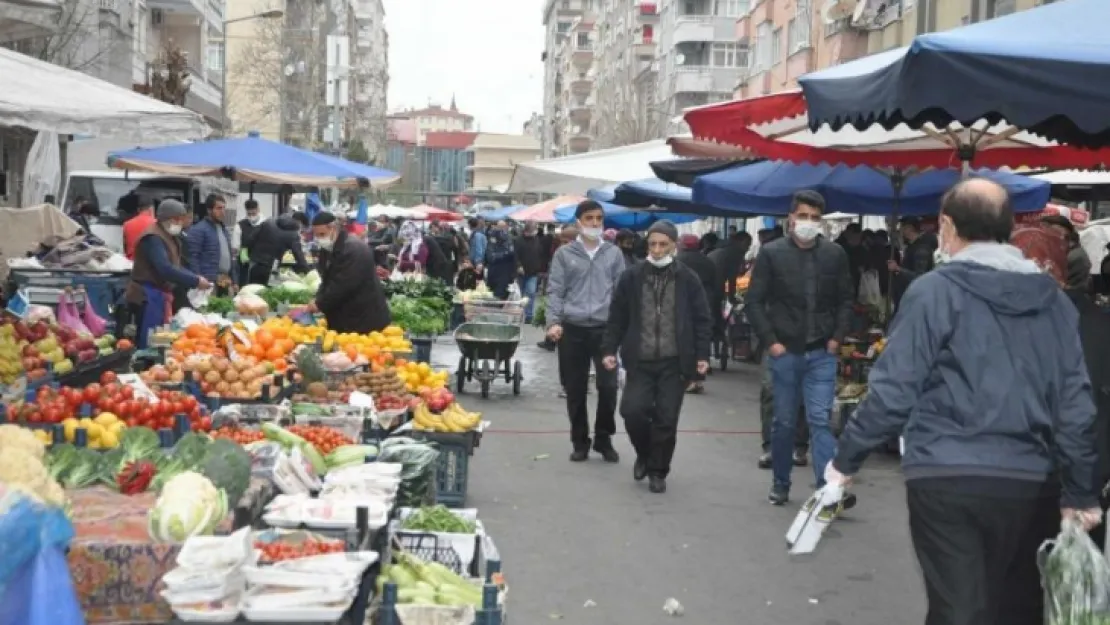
[834,243,1099,509]
[315,230,391,334]
[250,215,309,273]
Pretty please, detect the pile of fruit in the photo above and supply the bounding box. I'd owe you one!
[5,373,212,441]
[0,318,129,382]
[396,361,449,394]
[254,536,345,563]
[412,391,481,434]
[186,356,285,401]
[211,425,266,445]
[285,424,354,456]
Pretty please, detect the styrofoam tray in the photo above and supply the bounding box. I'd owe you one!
[161,574,245,605]
[325,462,403,480]
[240,603,348,622]
[263,498,391,530]
[272,551,378,576]
[263,505,389,530]
[177,527,253,569]
[170,597,240,623]
[240,583,355,611]
[163,551,259,594]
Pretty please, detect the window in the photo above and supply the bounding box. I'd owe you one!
[133,5,147,55]
[714,0,748,16]
[752,20,772,72]
[206,42,224,72]
[987,0,1016,17]
[576,32,590,48]
[557,21,571,33]
[825,17,847,37]
[771,27,782,65]
[711,42,744,67]
[642,24,654,42]
[787,13,809,52]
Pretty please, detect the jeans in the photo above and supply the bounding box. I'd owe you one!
[518,275,538,323]
[558,323,618,448]
[760,354,809,453]
[621,358,685,478]
[768,348,837,491]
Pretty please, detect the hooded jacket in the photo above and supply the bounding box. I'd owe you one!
[546,239,626,329]
[249,215,309,273]
[834,243,1099,509]
[315,230,391,334]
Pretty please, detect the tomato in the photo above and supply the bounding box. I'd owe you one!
[138,408,154,424]
[104,382,120,396]
[120,386,134,400]
[183,395,198,411]
[199,416,212,431]
[26,411,41,423]
[83,384,100,403]
[100,371,117,385]
[161,416,175,430]
[43,407,61,423]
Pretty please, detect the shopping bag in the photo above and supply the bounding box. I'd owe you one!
[1038,518,1110,625]
[0,545,85,625]
[858,270,882,309]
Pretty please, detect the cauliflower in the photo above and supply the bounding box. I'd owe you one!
[149,471,227,542]
[0,424,46,460]
[0,447,54,505]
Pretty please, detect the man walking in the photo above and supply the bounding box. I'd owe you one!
[745,190,854,505]
[827,179,1101,625]
[546,201,626,462]
[602,222,711,492]
[513,221,543,323]
[676,234,718,393]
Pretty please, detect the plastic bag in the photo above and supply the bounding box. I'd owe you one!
[0,489,74,593]
[56,293,90,336]
[187,287,211,310]
[233,292,269,316]
[1038,519,1110,625]
[0,546,84,625]
[377,438,439,507]
[858,270,883,309]
[79,292,107,337]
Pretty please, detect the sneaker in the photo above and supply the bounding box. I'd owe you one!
[648,476,667,493]
[757,452,772,469]
[817,493,857,520]
[768,485,789,506]
[793,450,809,467]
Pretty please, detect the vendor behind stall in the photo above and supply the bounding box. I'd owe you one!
[306,212,390,333]
[186,194,234,295]
[247,212,309,285]
[126,200,209,348]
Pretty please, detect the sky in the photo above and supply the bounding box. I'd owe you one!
[382,0,545,135]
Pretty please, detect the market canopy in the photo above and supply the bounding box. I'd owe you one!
[507,140,679,194]
[476,205,522,221]
[108,133,399,189]
[692,161,1051,217]
[797,0,1110,148]
[587,178,742,217]
[0,47,209,142]
[368,204,422,219]
[552,201,699,230]
[411,205,463,222]
[510,195,585,222]
[649,158,751,188]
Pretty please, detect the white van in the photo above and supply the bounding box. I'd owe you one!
[59,170,239,253]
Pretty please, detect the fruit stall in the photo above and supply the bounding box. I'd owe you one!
[0,280,507,625]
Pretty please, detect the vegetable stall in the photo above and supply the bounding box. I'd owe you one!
[0,267,505,625]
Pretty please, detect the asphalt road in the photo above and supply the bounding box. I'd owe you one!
[430,327,925,625]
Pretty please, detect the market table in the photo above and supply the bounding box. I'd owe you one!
[67,479,273,625]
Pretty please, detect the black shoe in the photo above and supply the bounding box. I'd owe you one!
[758,452,772,469]
[768,485,789,506]
[793,450,808,467]
[648,476,667,493]
[633,458,647,481]
[593,441,620,463]
[570,447,589,462]
[818,492,857,518]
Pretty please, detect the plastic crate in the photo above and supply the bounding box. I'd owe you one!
[411,432,471,507]
[8,268,129,320]
[410,337,433,364]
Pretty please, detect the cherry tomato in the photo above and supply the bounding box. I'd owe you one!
[183,396,198,411]
[199,416,212,431]
[120,386,134,400]
[27,411,41,423]
[83,384,100,403]
[139,408,154,424]
[43,407,61,423]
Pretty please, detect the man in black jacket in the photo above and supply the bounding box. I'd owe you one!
[746,190,854,506]
[890,217,937,309]
[246,213,310,285]
[307,212,390,333]
[235,199,263,285]
[602,221,712,493]
[709,231,752,302]
[514,221,544,323]
[676,234,719,393]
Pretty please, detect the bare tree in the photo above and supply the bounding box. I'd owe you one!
[351,66,390,165]
[2,0,121,72]
[592,66,675,149]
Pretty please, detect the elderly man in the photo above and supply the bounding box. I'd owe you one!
[602,221,712,492]
[307,212,390,333]
[829,179,1101,625]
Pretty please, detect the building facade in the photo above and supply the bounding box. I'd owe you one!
[466,133,542,192]
[385,130,476,194]
[387,100,475,146]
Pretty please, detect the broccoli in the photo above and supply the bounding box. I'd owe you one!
[200,439,252,506]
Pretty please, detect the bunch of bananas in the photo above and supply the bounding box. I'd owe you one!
[412,402,481,433]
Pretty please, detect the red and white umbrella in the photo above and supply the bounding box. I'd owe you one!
[511,195,585,223]
[683,91,1110,171]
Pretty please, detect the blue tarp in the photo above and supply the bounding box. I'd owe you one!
[587,178,744,217]
[552,200,698,230]
[107,132,398,186]
[691,161,1050,216]
[477,205,523,221]
[797,0,1110,147]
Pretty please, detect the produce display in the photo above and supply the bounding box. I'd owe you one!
[401,505,477,534]
[285,424,354,456]
[0,424,65,508]
[148,471,228,542]
[253,534,345,563]
[379,550,484,607]
[0,317,127,382]
[412,392,482,434]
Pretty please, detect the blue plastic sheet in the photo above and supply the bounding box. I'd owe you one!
[0,493,73,592]
[0,545,85,625]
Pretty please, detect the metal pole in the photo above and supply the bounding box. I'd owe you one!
[332,38,341,152]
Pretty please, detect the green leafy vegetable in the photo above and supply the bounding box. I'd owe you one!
[203,297,235,315]
[389,295,449,337]
[199,438,252,506]
[401,505,477,533]
[46,443,79,482]
[62,448,104,489]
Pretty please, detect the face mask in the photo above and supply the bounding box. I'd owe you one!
[647,254,674,268]
[316,236,335,251]
[580,226,602,240]
[249,216,261,225]
[793,220,821,243]
[165,224,183,236]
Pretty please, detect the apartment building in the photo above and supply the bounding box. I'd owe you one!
[466,133,542,192]
[857,0,1052,54]
[387,100,475,146]
[349,0,389,162]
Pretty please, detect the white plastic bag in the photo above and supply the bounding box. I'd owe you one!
[858,270,882,309]
[1039,518,1110,624]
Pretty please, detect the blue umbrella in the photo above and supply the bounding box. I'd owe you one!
[553,201,699,230]
[355,197,368,225]
[692,161,1050,216]
[304,193,323,224]
[798,0,1110,148]
[477,205,523,221]
[107,131,400,188]
[589,178,749,217]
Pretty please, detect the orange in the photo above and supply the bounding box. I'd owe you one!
[185,325,206,339]
[270,327,288,340]
[394,358,407,368]
[344,345,359,360]
[254,329,275,349]
[272,359,288,372]
[266,346,285,360]
[251,344,267,359]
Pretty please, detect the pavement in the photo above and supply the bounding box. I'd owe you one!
[427,327,925,625]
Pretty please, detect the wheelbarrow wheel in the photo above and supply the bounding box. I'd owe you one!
[512,361,522,396]
[456,356,467,393]
[480,379,491,399]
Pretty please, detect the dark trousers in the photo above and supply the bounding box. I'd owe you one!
[907,484,1055,625]
[558,323,617,448]
[247,263,271,286]
[760,355,808,452]
[621,358,685,478]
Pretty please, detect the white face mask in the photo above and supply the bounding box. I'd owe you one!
[579,226,602,240]
[316,236,335,251]
[793,220,821,243]
[165,224,183,236]
[647,254,674,268]
[248,215,261,225]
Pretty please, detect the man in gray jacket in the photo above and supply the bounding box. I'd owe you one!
[546,200,627,462]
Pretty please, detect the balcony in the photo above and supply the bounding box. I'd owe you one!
[148,0,205,18]
[638,2,659,21]
[673,14,738,44]
[569,72,593,94]
[633,37,654,58]
[98,0,121,14]
[569,98,594,124]
[568,133,591,153]
[673,65,743,94]
[571,42,593,66]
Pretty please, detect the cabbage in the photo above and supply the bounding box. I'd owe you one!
[239,284,267,296]
[280,281,310,292]
[304,270,321,290]
[147,472,228,542]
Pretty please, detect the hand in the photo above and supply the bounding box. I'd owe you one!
[696,360,709,375]
[602,355,617,370]
[306,301,318,314]
[824,461,853,488]
[827,339,839,354]
[887,260,901,273]
[517,267,525,275]
[768,343,786,358]
[546,324,563,341]
[1063,507,1103,531]
[196,277,212,290]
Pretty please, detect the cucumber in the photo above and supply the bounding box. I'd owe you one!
[292,403,332,417]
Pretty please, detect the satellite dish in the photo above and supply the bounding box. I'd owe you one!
[675,53,686,65]
[852,0,869,23]
[823,0,858,23]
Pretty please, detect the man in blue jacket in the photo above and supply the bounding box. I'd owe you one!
[186,194,234,294]
[827,178,1102,625]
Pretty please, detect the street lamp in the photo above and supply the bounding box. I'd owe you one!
[220,9,284,136]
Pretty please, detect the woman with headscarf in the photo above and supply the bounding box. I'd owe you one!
[396,221,428,273]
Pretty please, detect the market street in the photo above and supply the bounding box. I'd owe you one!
[430,327,925,625]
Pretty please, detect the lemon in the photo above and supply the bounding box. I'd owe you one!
[83,422,103,441]
[62,418,79,442]
[87,438,103,450]
[109,421,126,435]
[94,412,118,427]
[78,417,94,428]
[99,429,119,448]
